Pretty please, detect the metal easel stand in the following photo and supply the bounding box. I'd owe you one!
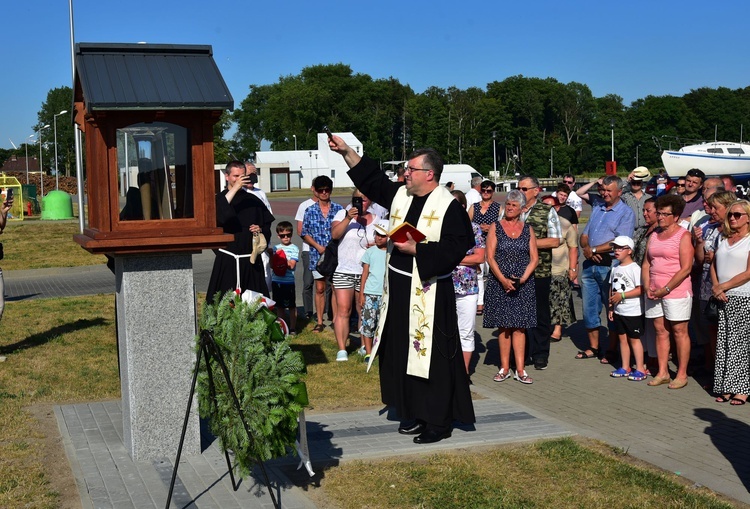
[165,329,280,509]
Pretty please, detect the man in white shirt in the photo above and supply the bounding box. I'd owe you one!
[465,176,482,211]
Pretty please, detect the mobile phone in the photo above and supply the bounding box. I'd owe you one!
[323,126,333,139]
[352,196,363,216]
[6,189,13,201]
[510,277,521,291]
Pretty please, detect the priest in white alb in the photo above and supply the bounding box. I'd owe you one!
[328,135,476,444]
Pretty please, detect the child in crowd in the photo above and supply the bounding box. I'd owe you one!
[607,236,647,381]
[271,221,299,334]
[358,219,389,363]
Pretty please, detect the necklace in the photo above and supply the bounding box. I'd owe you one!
[503,219,523,238]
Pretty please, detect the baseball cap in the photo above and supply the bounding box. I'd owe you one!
[373,219,390,236]
[610,235,634,250]
[631,166,651,181]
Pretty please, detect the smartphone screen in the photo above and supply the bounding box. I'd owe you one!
[6,189,13,201]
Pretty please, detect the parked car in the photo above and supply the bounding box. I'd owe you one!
[645,176,675,196]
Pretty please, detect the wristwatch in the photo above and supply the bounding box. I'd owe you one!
[592,247,597,254]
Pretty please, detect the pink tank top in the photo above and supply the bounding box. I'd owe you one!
[647,228,692,298]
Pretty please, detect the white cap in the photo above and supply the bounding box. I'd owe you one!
[610,235,634,250]
[373,219,390,236]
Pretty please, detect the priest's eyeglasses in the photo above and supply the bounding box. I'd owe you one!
[404,166,432,173]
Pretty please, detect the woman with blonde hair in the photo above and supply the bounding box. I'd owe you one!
[710,200,750,405]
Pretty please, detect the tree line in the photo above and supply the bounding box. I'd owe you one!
[4,67,749,180]
[234,64,750,178]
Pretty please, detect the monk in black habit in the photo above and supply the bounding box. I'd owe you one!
[329,135,475,444]
[207,161,274,303]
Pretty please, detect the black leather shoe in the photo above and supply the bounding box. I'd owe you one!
[413,428,452,444]
[398,422,425,435]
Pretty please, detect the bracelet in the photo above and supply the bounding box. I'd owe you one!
[621,292,626,301]
[569,267,577,272]
[664,286,671,294]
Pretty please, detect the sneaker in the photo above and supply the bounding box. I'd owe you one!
[493,369,512,382]
[364,354,371,364]
[628,370,648,381]
[610,367,630,378]
[534,361,548,370]
[336,350,348,362]
[514,370,533,384]
[357,345,367,356]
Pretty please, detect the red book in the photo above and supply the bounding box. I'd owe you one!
[389,222,426,243]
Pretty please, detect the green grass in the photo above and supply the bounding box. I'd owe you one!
[318,438,735,509]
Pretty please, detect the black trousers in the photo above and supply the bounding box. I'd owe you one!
[528,276,552,364]
[301,251,314,315]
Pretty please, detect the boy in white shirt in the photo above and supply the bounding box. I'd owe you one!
[607,236,647,381]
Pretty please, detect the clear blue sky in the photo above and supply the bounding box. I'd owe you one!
[2,0,747,150]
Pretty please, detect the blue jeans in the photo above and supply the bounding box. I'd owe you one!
[581,261,612,330]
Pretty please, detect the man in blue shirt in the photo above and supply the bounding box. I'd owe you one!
[575,175,635,361]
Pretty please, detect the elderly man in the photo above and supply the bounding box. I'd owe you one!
[207,161,274,303]
[465,176,482,210]
[576,175,635,361]
[328,135,475,445]
[517,176,562,370]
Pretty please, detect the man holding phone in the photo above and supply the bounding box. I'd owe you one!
[206,161,275,303]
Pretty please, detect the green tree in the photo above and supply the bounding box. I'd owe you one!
[36,86,74,176]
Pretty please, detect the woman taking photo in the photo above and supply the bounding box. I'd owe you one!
[330,190,376,361]
[483,190,538,384]
[468,180,501,315]
[642,195,694,389]
[710,200,750,405]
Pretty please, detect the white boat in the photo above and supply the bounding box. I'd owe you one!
[661,141,750,178]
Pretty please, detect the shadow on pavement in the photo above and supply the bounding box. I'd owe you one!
[695,408,750,492]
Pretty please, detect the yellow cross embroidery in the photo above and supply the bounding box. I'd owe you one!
[422,210,440,227]
[391,208,403,222]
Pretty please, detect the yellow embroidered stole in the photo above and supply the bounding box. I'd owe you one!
[366,185,454,379]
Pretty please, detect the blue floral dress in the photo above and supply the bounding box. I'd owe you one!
[483,223,536,329]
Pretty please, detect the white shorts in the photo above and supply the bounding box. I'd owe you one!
[644,295,692,322]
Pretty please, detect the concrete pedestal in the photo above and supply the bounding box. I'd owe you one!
[115,254,200,461]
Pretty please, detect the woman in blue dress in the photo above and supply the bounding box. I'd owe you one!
[483,189,538,384]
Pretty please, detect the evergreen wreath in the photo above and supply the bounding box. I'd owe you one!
[197,291,307,477]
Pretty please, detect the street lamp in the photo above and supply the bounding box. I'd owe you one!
[54,110,68,190]
[492,131,497,174]
[610,119,615,161]
[635,144,640,167]
[292,134,297,151]
[37,124,50,198]
[25,134,34,184]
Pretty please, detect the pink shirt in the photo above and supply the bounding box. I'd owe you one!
[646,227,692,298]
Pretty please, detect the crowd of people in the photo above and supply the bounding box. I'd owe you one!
[210,144,750,444]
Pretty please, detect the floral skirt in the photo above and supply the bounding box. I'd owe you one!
[550,275,575,327]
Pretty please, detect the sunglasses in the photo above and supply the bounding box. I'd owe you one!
[518,187,536,192]
[728,212,748,220]
[278,233,292,238]
[563,180,574,184]
[315,188,332,193]
[675,183,686,187]
[481,188,494,193]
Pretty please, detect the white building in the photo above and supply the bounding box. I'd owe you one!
[250,132,364,192]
